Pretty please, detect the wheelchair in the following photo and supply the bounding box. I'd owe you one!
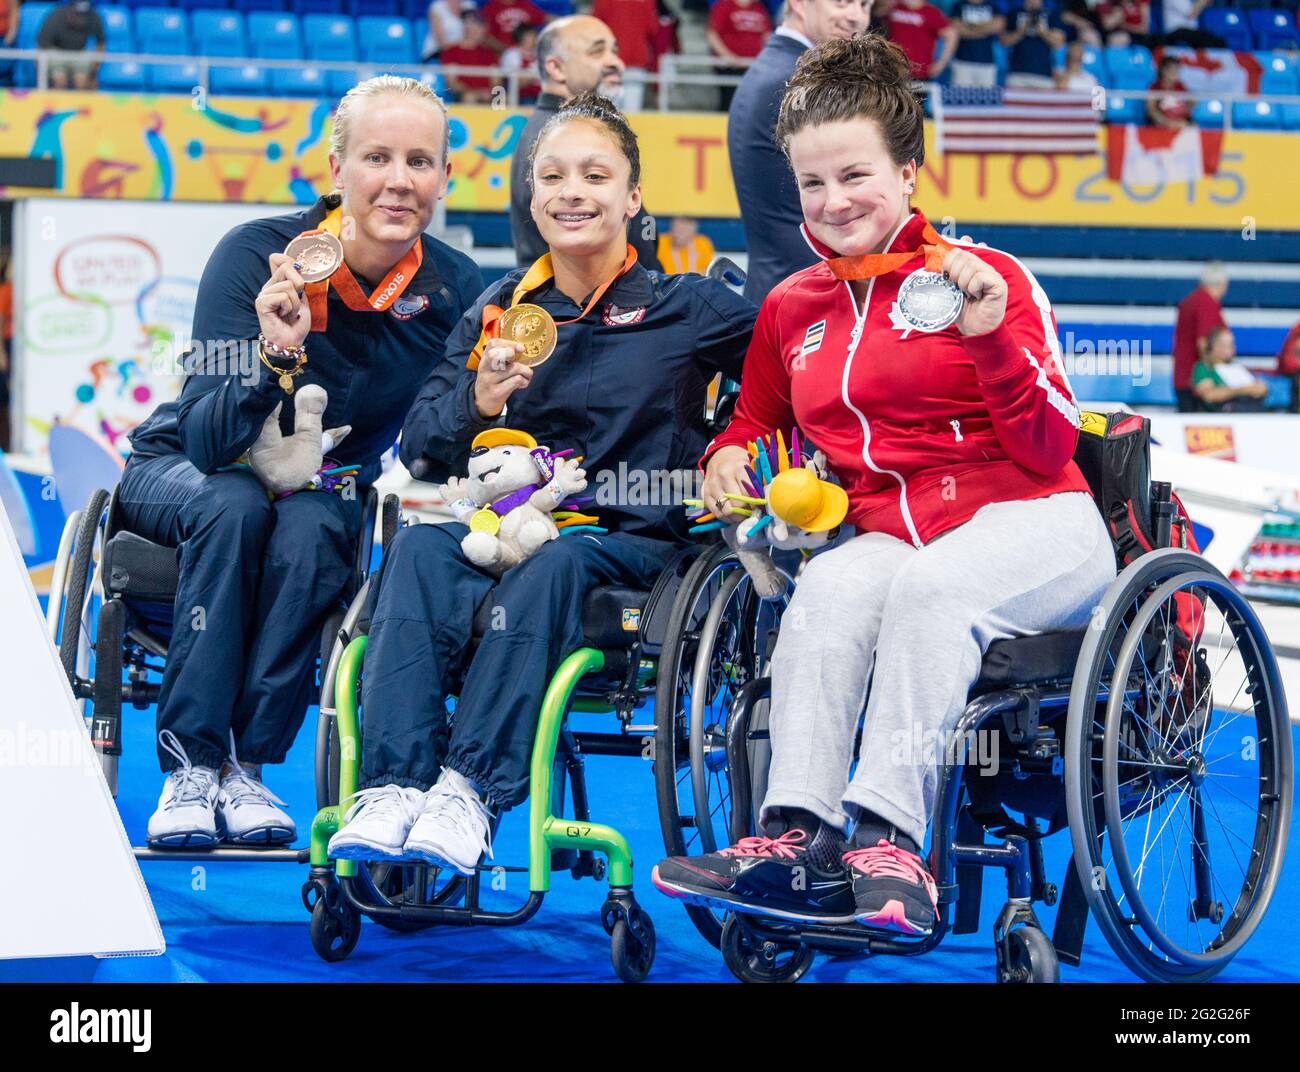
[654,437,1294,983]
[47,479,398,862]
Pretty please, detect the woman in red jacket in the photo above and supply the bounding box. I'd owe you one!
[653,33,1116,936]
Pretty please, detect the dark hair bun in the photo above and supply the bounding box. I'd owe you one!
[776,30,925,169]
[527,89,642,188]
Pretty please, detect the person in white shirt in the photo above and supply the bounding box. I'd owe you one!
[423,0,474,62]
[1162,0,1224,47]
[1053,40,1098,92]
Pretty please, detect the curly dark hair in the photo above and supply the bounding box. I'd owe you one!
[776,32,926,169]
[526,90,641,189]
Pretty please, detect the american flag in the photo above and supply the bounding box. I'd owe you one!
[935,87,1101,155]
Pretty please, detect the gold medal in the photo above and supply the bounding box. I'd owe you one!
[497,303,558,367]
[469,508,501,535]
[284,232,344,284]
[279,373,295,393]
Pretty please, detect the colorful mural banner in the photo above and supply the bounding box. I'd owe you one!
[0,91,1297,229]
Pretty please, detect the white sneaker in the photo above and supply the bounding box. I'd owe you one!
[403,768,494,876]
[146,730,219,848]
[328,785,427,861]
[217,761,296,845]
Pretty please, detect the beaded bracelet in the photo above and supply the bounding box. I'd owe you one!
[258,332,307,363]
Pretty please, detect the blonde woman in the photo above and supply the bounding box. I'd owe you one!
[120,77,483,849]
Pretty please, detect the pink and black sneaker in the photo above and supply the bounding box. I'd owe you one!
[843,839,940,936]
[652,829,857,923]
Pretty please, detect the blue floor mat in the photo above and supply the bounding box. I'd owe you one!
[4,693,1298,983]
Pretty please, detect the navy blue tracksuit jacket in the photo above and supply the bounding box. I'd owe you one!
[119,194,482,772]
[360,262,758,806]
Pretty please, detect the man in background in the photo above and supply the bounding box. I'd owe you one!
[1172,262,1228,412]
[38,1,106,90]
[657,217,716,274]
[508,15,662,269]
[727,0,871,306]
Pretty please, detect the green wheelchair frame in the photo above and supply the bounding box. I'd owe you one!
[302,634,658,981]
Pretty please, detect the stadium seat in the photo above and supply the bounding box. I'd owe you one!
[305,14,358,60]
[350,0,401,14]
[134,8,190,53]
[99,5,136,51]
[248,12,303,57]
[1199,8,1254,49]
[210,62,268,93]
[1104,94,1146,124]
[147,60,202,93]
[1103,45,1155,88]
[236,0,287,9]
[1260,56,1299,94]
[1192,97,1226,127]
[296,0,346,13]
[180,0,232,9]
[1081,44,1107,85]
[1232,99,1281,128]
[357,15,416,63]
[98,60,148,90]
[191,11,246,55]
[1249,9,1300,48]
[1278,101,1300,130]
[402,0,430,17]
[16,3,55,48]
[330,64,381,96]
[270,64,331,96]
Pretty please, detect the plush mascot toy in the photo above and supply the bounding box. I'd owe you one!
[247,385,357,498]
[686,427,848,600]
[438,428,598,576]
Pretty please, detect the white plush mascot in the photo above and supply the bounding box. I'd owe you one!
[439,428,589,576]
[247,384,353,497]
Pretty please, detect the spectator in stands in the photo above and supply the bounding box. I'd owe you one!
[37,1,106,91]
[1162,0,1224,48]
[1172,261,1228,412]
[649,0,681,88]
[1098,0,1151,46]
[0,0,18,88]
[949,0,1006,88]
[422,0,474,62]
[1193,327,1268,412]
[1002,0,1066,89]
[1061,0,1103,43]
[1275,319,1300,413]
[708,0,773,109]
[481,0,551,52]
[1147,54,1191,128]
[441,11,499,103]
[1055,39,1099,91]
[656,216,717,273]
[509,16,661,269]
[502,23,541,102]
[870,0,894,36]
[728,0,872,305]
[888,0,957,81]
[593,0,658,110]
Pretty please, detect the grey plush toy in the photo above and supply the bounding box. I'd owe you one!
[247,385,352,497]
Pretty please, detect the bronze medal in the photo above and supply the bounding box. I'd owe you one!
[497,303,558,367]
[279,373,295,393]
[284,232,344,284]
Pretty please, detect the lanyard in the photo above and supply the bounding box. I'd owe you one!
[300,204,423,332]
[825,221,952,281]
[467,245,638,370]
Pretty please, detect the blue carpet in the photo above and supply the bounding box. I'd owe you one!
[4,682,1298,983]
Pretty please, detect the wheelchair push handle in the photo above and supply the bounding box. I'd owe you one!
[706,256,746,289]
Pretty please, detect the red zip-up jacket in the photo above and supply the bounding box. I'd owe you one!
[705,209,1091,547]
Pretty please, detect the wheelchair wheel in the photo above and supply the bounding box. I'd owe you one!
[720,915,814,984]
[654,542,787,947]
[57,488,110,689]
[996,926,1059,984]
[610,911,656,983]
[310,893,361,963]
[1065,549,1292,983]
[359,861,466,932]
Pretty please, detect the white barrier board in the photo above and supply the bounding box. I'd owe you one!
[0,505,163,959]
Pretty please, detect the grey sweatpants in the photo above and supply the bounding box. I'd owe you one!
[760,492,1117,847]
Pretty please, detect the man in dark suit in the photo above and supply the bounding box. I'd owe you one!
[509,15,661,269]
[728,0,872,304]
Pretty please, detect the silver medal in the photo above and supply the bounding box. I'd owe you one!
[897,269,964,333]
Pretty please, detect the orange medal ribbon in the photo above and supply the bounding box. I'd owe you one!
[300,205,423,332]
[467,245,638,370]
[824,221,953,282]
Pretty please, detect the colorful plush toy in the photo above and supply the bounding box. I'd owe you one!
[439,428,603,576]
[686,427,848,600]
[247,384,358,498]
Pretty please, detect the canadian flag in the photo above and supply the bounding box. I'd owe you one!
[1156,48,1264,96]
[1105,125,1225,185]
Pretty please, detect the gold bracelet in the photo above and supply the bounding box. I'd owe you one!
[259,341,308,394]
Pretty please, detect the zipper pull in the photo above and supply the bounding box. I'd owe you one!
[950,419,963,443]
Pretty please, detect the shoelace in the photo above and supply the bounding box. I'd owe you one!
[218,734,288,810]
[419,774,495,862]
[842,839,939,905]
[719,829,808,860]
[158,729,217,811]
[341,785,427,827]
